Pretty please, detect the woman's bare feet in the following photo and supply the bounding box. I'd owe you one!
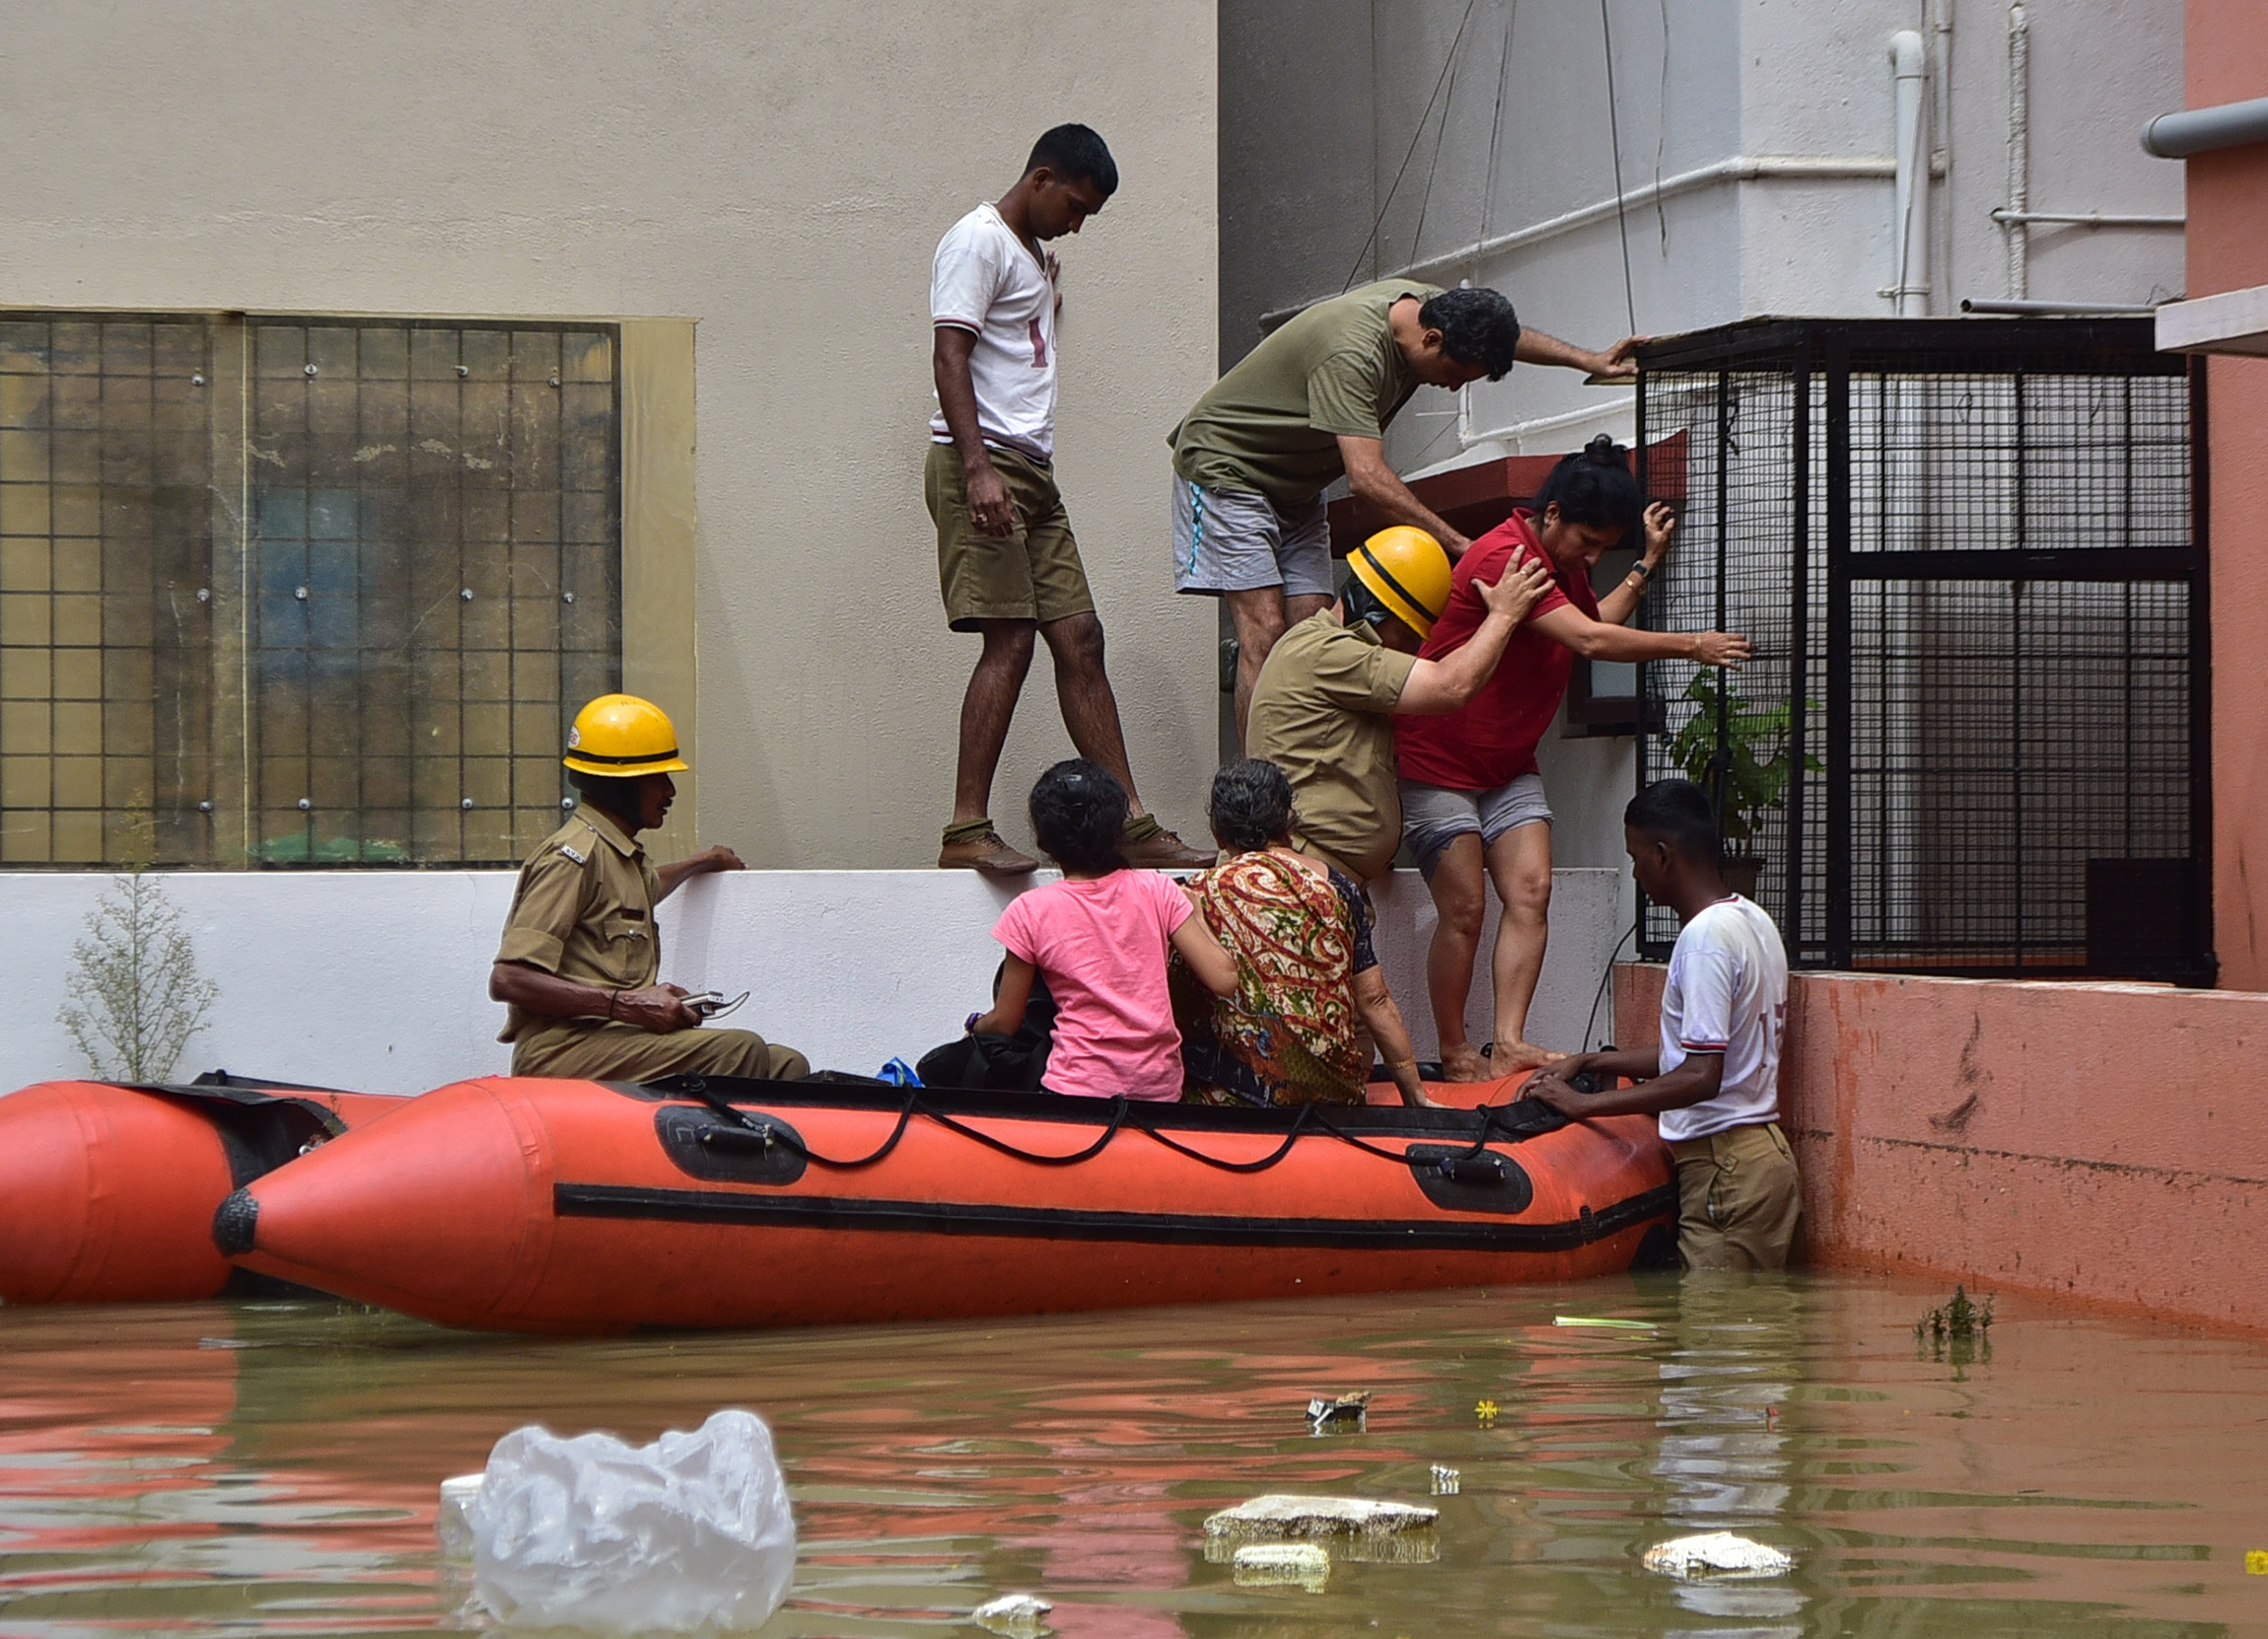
[1440,1043,1494,1083]
[1490,1040,1565,1074]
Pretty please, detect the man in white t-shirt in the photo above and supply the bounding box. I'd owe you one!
[1526,778,1800,1270]
[928,123,1210,877]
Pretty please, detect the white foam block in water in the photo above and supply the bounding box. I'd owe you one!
[1641,1532,1795,1579]
[436,1472,485,1559]
[1203,1495,1438,1539]
[971,1592,1052,1635]
[1232,1542,1330,1590]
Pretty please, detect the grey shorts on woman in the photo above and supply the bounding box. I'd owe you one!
[1398,773,1553,878]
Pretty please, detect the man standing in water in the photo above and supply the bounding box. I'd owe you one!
[1168,279,1638,743]
[930,123,1210,876]
[1524,779,1799,1270]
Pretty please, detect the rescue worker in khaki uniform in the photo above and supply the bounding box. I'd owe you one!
[1244,527,1551,886]
[488,694,811,1082]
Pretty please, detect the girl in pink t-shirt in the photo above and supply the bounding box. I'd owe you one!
[969,760,1238,1101]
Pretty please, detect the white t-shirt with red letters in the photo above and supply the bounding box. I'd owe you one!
[929,202,1058,463]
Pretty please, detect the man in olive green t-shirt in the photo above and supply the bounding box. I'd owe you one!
[1169,280,1635,742]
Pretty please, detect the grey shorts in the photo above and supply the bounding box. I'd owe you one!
[1171,478,1335,599]
[1398,773,1552,878]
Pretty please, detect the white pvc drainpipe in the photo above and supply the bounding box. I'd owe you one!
[2006,3,2029,299]
[1256,154,1899,334]
[1892,30,1931,316]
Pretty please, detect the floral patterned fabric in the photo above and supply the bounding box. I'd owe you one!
[1173,850,1375,1106]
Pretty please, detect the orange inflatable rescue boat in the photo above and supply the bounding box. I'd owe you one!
[217,1073,1676,1334]
[0,1075,404,1306]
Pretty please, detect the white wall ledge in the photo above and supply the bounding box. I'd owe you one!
[2156,283,2268,356]
[0,868,1624,1096]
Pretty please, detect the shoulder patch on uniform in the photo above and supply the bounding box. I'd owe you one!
[558,843,587,864]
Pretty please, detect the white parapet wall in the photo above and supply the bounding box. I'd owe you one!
[1,867,1623,1095]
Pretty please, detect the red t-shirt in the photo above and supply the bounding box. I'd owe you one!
[1393,510,1599,791]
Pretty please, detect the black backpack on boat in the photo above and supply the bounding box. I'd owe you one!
[914,963,1057,1092]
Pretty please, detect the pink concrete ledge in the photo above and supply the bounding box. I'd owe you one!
[1614,962,2268,1333]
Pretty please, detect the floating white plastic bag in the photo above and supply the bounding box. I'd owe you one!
[471,1408,796,1632]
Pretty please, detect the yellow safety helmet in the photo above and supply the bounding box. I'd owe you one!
[1347,525,1453,639]
[562,693,690,777]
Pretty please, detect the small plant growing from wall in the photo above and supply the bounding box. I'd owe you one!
[57,866,220,1084]
[1667,672,1820,853]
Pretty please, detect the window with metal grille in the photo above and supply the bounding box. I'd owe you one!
[0,314,621,868]
[1634,319,2209,984]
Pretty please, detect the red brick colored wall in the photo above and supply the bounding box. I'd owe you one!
[2184,1,2268,986]
[1614,962,2268,1331]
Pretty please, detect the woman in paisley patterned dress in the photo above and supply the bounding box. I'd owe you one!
[1175,759,1435,1107]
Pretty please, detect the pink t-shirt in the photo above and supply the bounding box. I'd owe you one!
[992,869,1193,1102]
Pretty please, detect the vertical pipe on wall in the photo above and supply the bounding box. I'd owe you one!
[1891,31,1930,317]
[2006,3,2029,299]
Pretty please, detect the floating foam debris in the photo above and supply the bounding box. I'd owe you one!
[1232,1542,1329,1590]
[1205,1494,1437,1540]
[1306,1390,1369,1434]
[1429,1463,1459,1495]
[971,1592,1052,1636]
[1641,1532,1794,1579]
[1552,1316,1657,1331]
[436,1472,484,1559]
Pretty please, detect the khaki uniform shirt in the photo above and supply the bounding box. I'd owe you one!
[1168,279,1442,513]
[1246,611,1417,882]
[494,807,662,1043]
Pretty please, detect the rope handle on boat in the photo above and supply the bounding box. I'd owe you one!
[671,1076,1556,1176]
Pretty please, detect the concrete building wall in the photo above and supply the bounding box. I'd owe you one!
[1217,0,2186,962]
[1617,961,2268,1333]
[0,867,1621,1095]
[0,1,1221,870]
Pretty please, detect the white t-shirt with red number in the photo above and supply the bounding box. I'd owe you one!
[929,202,1058,463]
[1656,895,1789,1143]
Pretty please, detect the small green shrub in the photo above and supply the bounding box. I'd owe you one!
[57,871,220,1084]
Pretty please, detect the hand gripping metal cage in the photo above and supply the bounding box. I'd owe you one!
[1633,318,2210,984]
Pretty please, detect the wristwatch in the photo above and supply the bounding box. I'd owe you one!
[1630,560,1655,581]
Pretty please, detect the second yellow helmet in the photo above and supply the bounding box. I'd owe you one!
[563,693,690,777]
[1347,526,1453,639]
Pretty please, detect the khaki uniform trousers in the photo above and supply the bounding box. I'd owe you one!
[1668,1121,1801,1271]
[510,1021,810,1083]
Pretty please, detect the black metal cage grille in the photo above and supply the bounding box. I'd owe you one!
[1635,319,2208,983]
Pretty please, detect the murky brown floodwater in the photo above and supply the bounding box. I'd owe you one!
[2,1273,2264,1636]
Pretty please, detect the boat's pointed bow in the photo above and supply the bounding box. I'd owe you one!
[223,1076,558,1326]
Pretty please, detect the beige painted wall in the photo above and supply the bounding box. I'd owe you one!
[0,1,1222,868]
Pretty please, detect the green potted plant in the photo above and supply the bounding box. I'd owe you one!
[1665,672,1819,898]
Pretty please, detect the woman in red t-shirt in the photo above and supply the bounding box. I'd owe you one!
[1393,436,1750,1080]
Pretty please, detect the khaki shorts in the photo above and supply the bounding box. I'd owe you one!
[1667,1121,1801,1271]
[510,1020,810,1083]
[927,442,1097,631]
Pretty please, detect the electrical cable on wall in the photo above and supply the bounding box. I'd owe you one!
[1343,0,1483,291]
[1600,0,1640,334]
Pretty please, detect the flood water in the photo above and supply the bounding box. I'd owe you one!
[2,1273,2264,1637]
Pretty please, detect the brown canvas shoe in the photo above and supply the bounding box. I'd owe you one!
[1119,824,1216,873]
[939,828,1039,876]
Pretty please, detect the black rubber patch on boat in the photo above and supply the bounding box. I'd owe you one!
[1401,1144,1535,1216]
[212,1188,259,1256]
[655,1106,810,1187]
